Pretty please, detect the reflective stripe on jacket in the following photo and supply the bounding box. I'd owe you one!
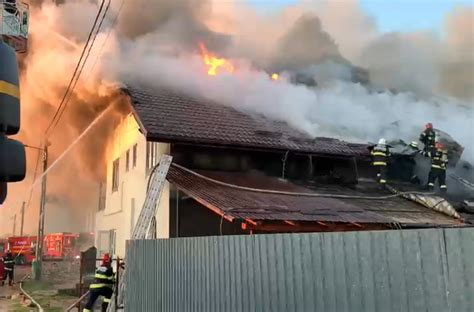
[419,129,436,147]
[427,149,448,170]
[3,256,14,269]
[371,145,390,166]
[90,265,115,289]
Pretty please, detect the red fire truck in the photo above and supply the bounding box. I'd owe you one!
[6,232,91,264]
[0,238,7,257]
[7,236,37,264]
[43,232,80,260]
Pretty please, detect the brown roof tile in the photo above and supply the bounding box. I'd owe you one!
[124,85,368,156]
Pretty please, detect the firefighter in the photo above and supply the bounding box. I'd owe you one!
[0,255,5,286]
[83,253,115,312]
[419,122,436,152]
[426,142,448,192]
[2,250,15,286]
[371,138,391,188]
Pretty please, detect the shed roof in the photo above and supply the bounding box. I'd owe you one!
[167,164,463,227]
[124,85,368,157]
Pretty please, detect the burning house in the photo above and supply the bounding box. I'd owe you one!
[94,84,468,257]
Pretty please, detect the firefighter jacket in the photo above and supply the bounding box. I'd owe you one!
[3,254,14,271]
[419,129,436,148]
[371,144,390,166]
[90,265,115,289]
[426,148,448,171]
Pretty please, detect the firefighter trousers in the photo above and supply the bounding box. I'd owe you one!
[4,269,13,286]
[375,165,387,184]
[83,287,113,312]
[428,168,446,191]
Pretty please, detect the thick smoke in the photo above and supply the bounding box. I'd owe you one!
[2,0,473,234]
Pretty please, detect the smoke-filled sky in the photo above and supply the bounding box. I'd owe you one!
[1,0,473,235]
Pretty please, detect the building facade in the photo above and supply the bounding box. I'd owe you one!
[94,86,467,257]
[95,113,170,256]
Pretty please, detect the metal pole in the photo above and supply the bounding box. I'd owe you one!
[78,251,84,311]
[115,257,119,309]
[35,144,48,280]
[12,214,16,236]
[20,201,25,236]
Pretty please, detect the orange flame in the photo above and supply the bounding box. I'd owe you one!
[199,42,234,76]
[271,73,279,80]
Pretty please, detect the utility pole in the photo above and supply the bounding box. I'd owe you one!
[12,214,16,236]
[20,201,25,236]
[34,143,48,280]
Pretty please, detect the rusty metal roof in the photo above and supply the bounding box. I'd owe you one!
[124,85,368,156]
[166,164,462,226]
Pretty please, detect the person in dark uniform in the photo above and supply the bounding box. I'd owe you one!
[83,253,115,312]
[371,138,391,188]
[2,250,15,286]
[0,255,5,286]
[426,142,448,193]
[419,122,436,153]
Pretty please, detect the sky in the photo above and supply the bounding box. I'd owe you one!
[246,0,473,33]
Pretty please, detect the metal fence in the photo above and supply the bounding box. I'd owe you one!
[125,228,473,312]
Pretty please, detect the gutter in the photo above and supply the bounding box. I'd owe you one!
[19,275,44,312]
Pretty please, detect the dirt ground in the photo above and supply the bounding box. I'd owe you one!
[0,260,81,312]
[0,265,32,312]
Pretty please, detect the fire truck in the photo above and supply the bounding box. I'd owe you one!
[7,236,36,264]
[0,238,7,257]
[5,232,94,264]
[42,232,80,260]
[7,235,36,264]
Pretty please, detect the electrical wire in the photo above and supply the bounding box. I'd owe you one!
[44,0,107,138]
[84,0,127,82]
[48,0,113,136]
[171,163,436,200]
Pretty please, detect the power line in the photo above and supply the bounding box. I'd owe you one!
[85,0,126,81]
[47,0,113,137]
[44,0,107,138]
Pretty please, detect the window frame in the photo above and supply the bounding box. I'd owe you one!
[112,158,119,192]
[125,149,130,172]
[132,144,137,168]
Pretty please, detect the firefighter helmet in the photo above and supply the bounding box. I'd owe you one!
[102,253,111,265]
[425,122,433,129]
[436,142,444,150]
[378,138,387,145]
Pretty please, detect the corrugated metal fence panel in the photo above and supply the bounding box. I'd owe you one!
[124,228,474,312]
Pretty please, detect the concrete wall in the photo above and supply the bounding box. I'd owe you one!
[95,113,170,257]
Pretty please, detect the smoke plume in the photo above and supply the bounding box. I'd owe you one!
[1,0,473,235]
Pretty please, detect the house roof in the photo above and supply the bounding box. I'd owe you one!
[123,85,368,157]
[167,164,463,227]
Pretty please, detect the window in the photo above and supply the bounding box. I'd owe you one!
[109,230,117,256]
[125,150,130,172]
[146,142,160,172]
[132,144,137,168]
[112,159,119,192]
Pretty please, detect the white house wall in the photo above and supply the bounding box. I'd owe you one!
[95,113,170,257]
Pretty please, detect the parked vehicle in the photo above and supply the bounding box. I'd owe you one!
[7,236,36,264]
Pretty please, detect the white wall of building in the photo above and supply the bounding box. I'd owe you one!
[95,113,170,257]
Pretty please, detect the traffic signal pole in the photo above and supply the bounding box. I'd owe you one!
[20,201,25,236]
[34,144,48,280]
